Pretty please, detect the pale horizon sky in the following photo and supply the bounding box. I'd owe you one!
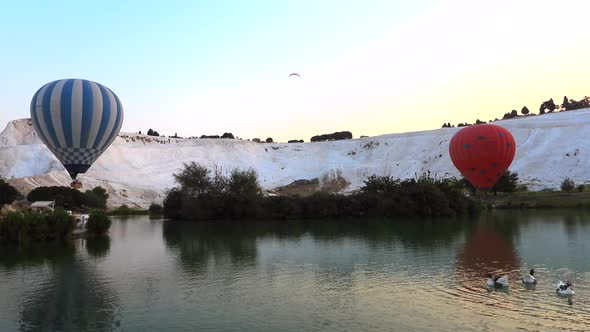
[1,0,590,142]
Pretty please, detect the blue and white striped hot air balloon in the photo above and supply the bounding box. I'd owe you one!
[30,79,124,180]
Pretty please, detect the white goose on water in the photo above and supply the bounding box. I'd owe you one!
[486,273,509,288]
[522,269,537,285]
[556,281,575,296]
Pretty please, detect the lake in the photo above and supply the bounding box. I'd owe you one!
[1,210,589,331]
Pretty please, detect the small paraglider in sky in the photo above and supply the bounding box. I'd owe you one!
[288,73,300,77]
[449,123,515,190]
[30,78,124,187]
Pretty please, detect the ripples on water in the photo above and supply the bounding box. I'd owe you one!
[0,211,589,331]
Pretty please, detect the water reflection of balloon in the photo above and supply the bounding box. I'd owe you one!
[30,79,124,182]
[18,257,120,330]
[449,124,515,190]
[0,244,120,330]
[456,225,520,282]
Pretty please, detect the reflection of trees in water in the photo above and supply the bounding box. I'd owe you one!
[85,236,111,258]
[555,210,590,239]
[110,215,162,239]
[0,243,75,270]
[281,220,465,247]
[488,209,590,237]
[163,222,259,275]
[385,219,467,248]
[162,220,466,275]
[0,242,119,331]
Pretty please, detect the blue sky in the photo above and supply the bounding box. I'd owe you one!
[1,1,589,141]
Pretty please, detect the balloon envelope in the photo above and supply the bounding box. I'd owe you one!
[449,124,515,189]
[30,79,124,179]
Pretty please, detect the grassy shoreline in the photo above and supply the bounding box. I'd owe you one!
[107,208,150,216]
[482,191,590,209]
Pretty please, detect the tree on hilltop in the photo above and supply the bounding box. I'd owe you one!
[221,133,235,139]
[147,129,160,136]
[0,179,20,206]
[539,98,556,114]
[562,96,570,110]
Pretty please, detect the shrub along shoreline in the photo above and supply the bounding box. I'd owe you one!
[0,209,112,245]
[163,163,480,221]
[0,209,76,244]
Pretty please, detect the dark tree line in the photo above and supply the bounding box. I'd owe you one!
[163,162,479,221]
[249,137,274,143]
[310,131,353,142]
[561,96,590,111]
[27,186,109,210]
[442,94,590,128]
[146,128,160,136]
[142,130,240,140]
[200,133,235,139]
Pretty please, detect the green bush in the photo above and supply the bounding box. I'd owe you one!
[0,211,26,243]
[0,180,21,206]
[561,177,575,191]
[163,163,479,221]
[108,204,148,215]
[163,188,183,220]
[86,210,112,235]
[116,204,131,214]
[459,171,519,195]
[493,171,519,194]
[0,209,75,244]
[149,203,163,215]
[43,208,77,240]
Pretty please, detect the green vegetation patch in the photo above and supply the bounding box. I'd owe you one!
[107,205,149,216]
[488,191,590,209]
[163,162,480,221]
[86,210,112,236]
[0,209,76,244]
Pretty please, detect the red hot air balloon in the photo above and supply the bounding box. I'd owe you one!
[449,124,516,190]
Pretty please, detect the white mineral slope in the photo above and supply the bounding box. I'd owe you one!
[2,108,590,208]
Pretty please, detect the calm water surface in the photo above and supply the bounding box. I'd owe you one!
[1,211,590,331]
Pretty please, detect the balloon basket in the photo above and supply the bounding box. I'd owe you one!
[70,180,82,189]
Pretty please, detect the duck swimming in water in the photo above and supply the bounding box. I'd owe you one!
[556,281,575,296]
[522,269,537,285]
[487,273,509,288]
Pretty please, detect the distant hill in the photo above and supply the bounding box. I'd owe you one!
[2,108,590,208]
